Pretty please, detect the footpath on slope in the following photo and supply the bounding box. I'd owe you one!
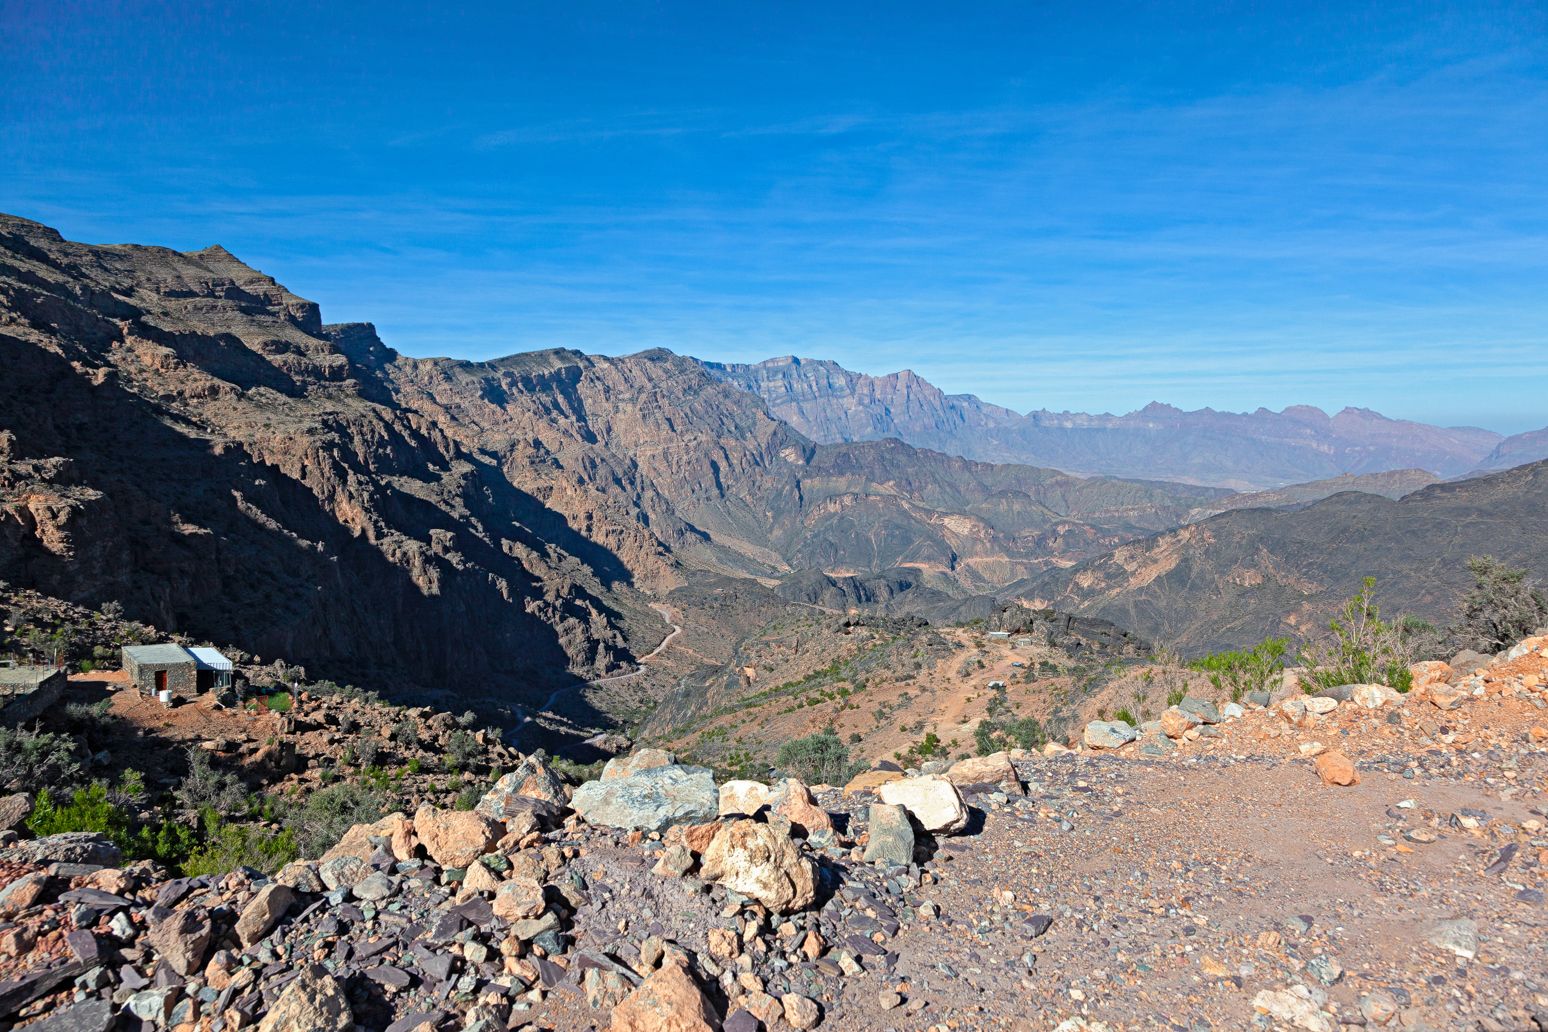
[1,637,1546,1031]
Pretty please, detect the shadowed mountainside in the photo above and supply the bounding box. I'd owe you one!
[1021,460,1548,653]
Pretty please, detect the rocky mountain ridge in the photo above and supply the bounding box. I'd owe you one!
[707,356,1515,491]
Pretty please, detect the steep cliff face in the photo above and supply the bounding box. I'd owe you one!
[0,215,648,701]
[1471,426,1548,474]
[709,357,1503,490]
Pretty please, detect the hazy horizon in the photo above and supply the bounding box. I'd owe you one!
[4,2,1546,432]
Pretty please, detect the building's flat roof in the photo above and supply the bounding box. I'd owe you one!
[122,643,195,665]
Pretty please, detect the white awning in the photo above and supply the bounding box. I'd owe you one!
[188,647,233,671]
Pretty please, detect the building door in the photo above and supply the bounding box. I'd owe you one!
[155,670,167,694]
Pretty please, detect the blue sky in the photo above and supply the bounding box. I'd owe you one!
[3,2,1547,432]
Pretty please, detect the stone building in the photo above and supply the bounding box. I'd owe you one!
[0,663,67,725]
[122,644,233,700]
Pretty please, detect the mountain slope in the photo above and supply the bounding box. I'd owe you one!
[708,356,1501,490]
[1022,460,1548,653]
[1470,426,1548,474]
[1180,468,1440,523]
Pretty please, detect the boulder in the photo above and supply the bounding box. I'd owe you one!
[1304,696,1339,716]
[1409,660,1453,691]
[320,813,414,865]
[412,805,501,868]
[1159,707,1197,740]
[0,832,120,867]
[609,957,717,1032]
[258,965,352,1032]
[877,775,969,835]
[945,751,1022,794]
[699,819,817,914]
[862,803,915,867]
[782,993,821,1030]
[275,861,324,894]
[145,908,213,976]
[1178,697,1221,724]
[602,748,677,781]
[1082,720,1137,750]
[1252,985,1333,1032]
[478,755,569,818]
[318,855,370,892]
[0,793,32,833]
[1447,650,1490,678]
[718,780,772,817]
[842,769,903,796]
[1350,683,1401,709]
[235,883,296,947]
[768,778,834,836]
[1314,750,1359,787]
[492,877,547,921]
[571,765,718,833]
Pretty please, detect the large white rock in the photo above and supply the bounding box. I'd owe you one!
[877,775,969,835]
[699,819,817,913]
[718,779,772,817]
[1350,683,1401,709]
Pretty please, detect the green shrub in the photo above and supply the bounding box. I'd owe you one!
[28,782,129,842]
[264,691,293,713]
[281,781,387,858]
[183,810,298,876]
[0,725,82,794]
[1301,578,1413,693]
[1113,708,1137,726]
[776,730,862,785]
[174,748,249,818]
[1190,637,1288,702]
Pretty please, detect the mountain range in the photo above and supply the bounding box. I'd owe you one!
[706,355,1538,490]
[2,210,1545,715]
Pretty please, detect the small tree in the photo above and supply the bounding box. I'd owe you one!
[1451,555,1548,653]
[1301,578,1413,693]
[0,725,82,794]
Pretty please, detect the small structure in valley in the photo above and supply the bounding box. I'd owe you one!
[0,663,67,724]
[122,643,234,701]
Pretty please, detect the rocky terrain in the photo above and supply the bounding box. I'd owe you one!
[706,356,1513,491]
[2,630,1546,1031]
[1024,460,1548,653]
[1472,429,1548,475]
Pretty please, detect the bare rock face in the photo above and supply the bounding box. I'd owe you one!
[878,775,969,835]
[945,752,1023,794]
[145,907,213,976]
[258,965,353,1032]
[767,778,834,837]
[235,884,295,948]
[603,748,678,781]
[609,958,718,1032]
[412,805,500,868]
[572,765,719,833]
[479,756,569,816]
[699,819,817,914]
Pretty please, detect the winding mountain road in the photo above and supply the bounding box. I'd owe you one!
[514,602,680,745]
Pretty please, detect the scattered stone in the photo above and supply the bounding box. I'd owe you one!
[1426,917,1478,959]
[1252,984,1333,1032]
[1313,749,1359,787]
[781,992,821,1030]
[602,748,677,781]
